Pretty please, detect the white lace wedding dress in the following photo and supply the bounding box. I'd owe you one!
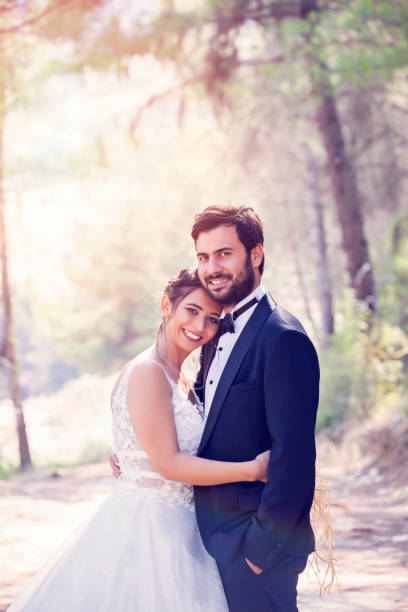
[8,352,228,611]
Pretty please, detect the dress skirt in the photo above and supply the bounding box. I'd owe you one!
[8,482,227,612]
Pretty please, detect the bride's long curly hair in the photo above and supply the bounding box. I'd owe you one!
[310,466,337,593]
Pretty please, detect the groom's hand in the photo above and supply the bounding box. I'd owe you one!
[245,558,263,575]
[109,452,121,479]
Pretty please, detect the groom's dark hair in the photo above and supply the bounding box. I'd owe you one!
[191,205,265,275]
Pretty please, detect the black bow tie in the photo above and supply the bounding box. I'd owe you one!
[218,297,258,337]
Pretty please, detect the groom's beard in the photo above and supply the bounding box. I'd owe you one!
[204,253,255,307]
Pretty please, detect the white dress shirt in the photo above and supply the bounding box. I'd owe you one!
[204,284,266,419]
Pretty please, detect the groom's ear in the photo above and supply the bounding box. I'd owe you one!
[161,295,172,318]
[251,244,264,270]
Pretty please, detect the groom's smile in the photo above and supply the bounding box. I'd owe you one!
[206,275,232,292]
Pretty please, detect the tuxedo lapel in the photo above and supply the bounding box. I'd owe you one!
[198,293,275,455]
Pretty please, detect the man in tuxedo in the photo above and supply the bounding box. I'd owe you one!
[192,205,319,611]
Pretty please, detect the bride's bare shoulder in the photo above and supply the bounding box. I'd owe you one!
[111,349,168,408]
[126,359,173,416]
[127,355,171,395]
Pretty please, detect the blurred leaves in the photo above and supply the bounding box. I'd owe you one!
[318,220,408,431]
[318,291,408,430]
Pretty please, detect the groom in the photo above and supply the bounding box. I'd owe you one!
[192,205,319,611]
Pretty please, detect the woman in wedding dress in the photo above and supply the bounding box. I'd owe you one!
[8,268,269,612]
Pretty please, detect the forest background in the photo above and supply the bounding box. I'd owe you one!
[0,0,407,483]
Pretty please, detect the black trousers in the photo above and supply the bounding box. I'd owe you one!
[217,551,308,612]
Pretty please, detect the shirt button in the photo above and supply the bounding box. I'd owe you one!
[218,347,223,351]
[209,380,213,385]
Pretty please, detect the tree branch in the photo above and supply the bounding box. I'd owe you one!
[349,128,396,160]
[0,0,75,35]
[238,2,320,23]
[239,54,285,66]
[130,75,203,131]
[390,102,408,116]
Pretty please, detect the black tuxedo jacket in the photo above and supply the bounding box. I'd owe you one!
[194,293,319,569]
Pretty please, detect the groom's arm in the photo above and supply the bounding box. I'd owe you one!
[242,329,319,570]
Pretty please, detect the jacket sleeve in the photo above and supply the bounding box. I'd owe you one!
[242,329,319,568]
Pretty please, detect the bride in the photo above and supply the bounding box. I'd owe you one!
[8,268,270,612]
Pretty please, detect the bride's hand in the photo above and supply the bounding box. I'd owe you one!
[254,450,270,482]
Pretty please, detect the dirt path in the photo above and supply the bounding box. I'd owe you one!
[298,461,408,611]
[0,464,114,611]
[1,461,407,611]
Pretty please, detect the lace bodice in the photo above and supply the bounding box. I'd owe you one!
[111,352,205,510]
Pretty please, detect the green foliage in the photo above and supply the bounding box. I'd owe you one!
[391,215,408,281]
[378,215,408,331]
[318,289,408,430]
[331,0,408,85]
[41,200,164,373]
[0,453,17,480]
[335,46,408,86]
[79,439,110,464]
[320,215,408,430]
[344,0,408,30]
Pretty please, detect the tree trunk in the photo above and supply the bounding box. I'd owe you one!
[315,85,376,311]
[0,105,32,470]
[306,150,334,345]
[296,0,377,312]
[312,198,334,341]
[284,213,319,340]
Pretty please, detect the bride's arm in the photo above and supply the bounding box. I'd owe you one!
[127,362,267,486]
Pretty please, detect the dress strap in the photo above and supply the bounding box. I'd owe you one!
[111,359,139,412]
[151,360,177,387]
